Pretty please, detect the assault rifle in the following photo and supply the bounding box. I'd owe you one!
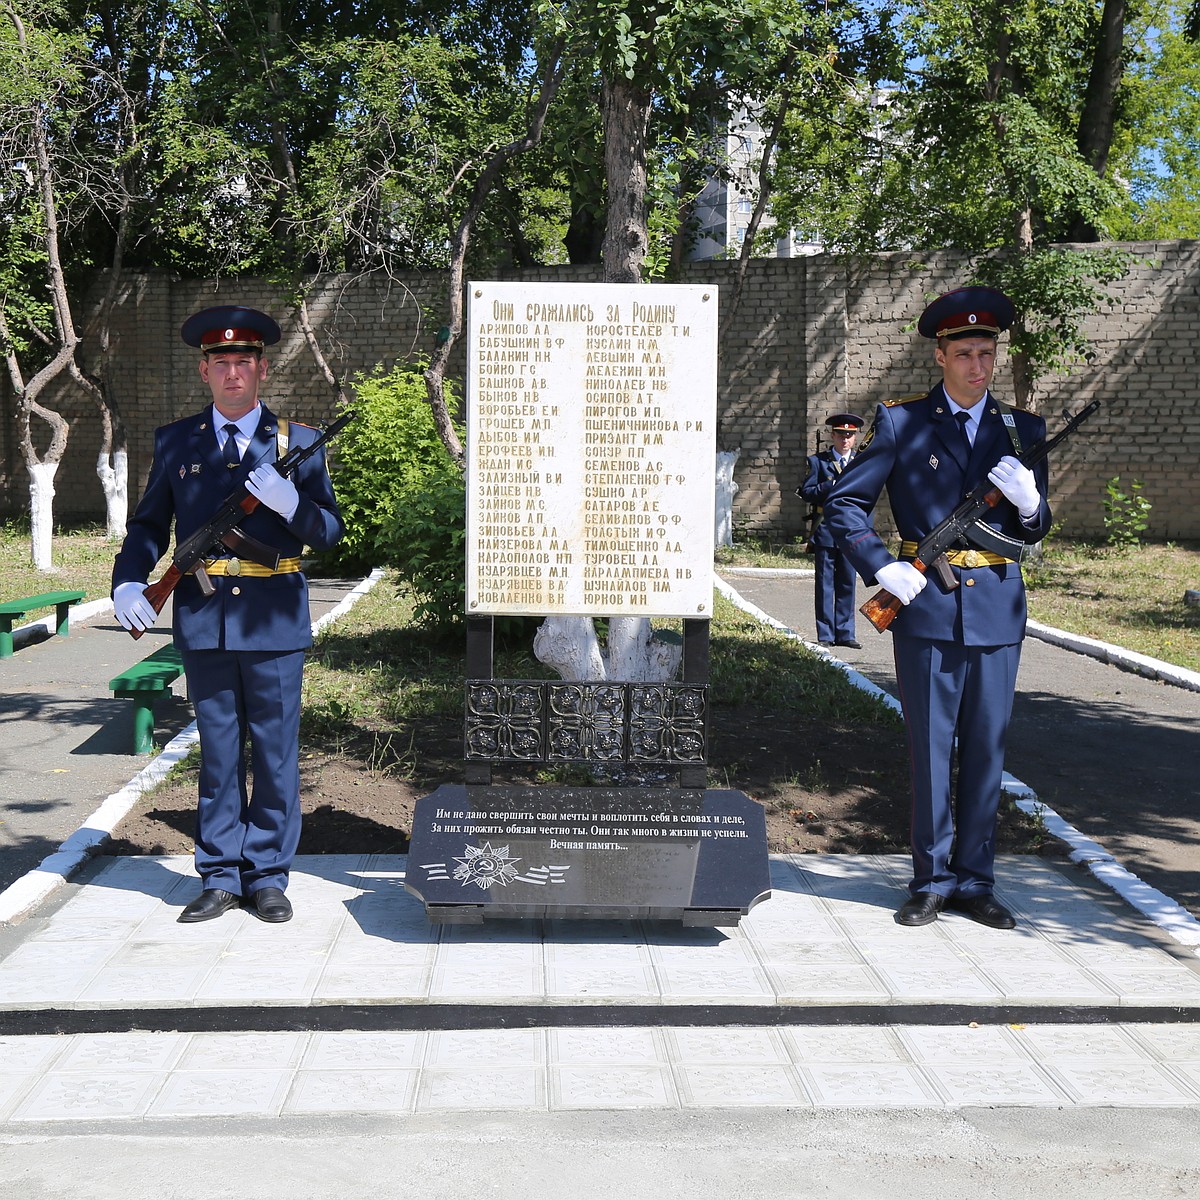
[126,409,355,640]
[859,399,1100,634]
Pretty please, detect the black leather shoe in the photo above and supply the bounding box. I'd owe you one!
[951,893,1016,930]
[178,889,241,924]
[895,892,945,927]
[836,639,862,649]
[251,887,293,923]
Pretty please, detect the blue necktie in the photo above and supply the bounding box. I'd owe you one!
[954,411,973,456]
[222,423,241,470]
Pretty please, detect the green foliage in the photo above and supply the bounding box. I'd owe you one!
[319,363,466,627]
[1103,475,1152,551]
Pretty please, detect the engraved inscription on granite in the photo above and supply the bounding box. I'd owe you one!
[407,785,770,918]
[467,281,717,617]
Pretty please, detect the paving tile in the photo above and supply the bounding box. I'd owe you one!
[146,1068,293,1118]
[922,1062,1069,1106]
[176,1031,308,1071]
[303,1031,427,1070]
[801,1062,940,1107]
[11,1070,166,1122]
[313,962,433,1002]
[764,963,891,1004]
[1043,1061,1200,1106]
[895,1024,1030,1064]
[417,1066,546,1111]
[973,961,1120,1004]
[674,1064,810,1107]
[781,1025,910,1064]
[653,963,776,1004]
[549,1027,666,1066]
[425,1028,546,1067]
[544,961,658,1001]
[54,1032,188,1072]
[550,1065,675,1110]
[665,1027,791,1066]
[1124,1024,1200,1062]
[192,950,328,1005]
[1010,1023,1151,1062]
[284,1068,418,1115]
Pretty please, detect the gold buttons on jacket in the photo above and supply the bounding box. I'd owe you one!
[965,578,975,587]
[231,586,241,596]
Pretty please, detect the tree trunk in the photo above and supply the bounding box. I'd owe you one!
[532,72,681,686]
[601,76,651,283]
[1068,0,1126,242]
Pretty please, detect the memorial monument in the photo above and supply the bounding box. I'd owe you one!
[404,282,771,925]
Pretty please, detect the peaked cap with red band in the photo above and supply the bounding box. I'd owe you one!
[917,286,1015,339]
[826,412,864,433]
[181,305,281,352]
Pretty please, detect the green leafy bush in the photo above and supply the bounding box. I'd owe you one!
[320,363,466,626]
[1102,475,1152,551]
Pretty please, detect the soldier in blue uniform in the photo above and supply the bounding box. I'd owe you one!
[824,287,1051,930]
[112,306,345,924]
[799,413,866,648]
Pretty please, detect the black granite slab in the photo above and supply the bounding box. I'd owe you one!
[404,784,771,925]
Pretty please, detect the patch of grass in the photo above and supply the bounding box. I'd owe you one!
[709,592,901,724]
[1024,538,1200,672]
[715,535,811,569]
[0,520,121,605]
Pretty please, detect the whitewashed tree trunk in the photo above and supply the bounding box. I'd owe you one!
[533,616,608,681]
[29,462,59,571]
[534,614,682,683]
[607,616,682,681]
[715,449,740,547]
[98,446,128,538]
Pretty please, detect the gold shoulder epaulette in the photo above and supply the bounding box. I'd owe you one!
[883,392,925,408]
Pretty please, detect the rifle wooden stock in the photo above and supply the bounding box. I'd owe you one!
[129,565,184,641]
[859,559,929,633]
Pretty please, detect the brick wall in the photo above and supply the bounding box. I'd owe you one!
[3,244,1199,541]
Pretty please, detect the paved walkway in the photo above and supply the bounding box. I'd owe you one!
[1,570,1200,1195]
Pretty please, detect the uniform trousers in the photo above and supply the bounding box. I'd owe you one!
[181,647,306,896]
[892,634,1021,899]
[812,546,858,643]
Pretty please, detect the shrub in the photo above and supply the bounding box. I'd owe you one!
[1102,475,1152,551]
[320,363,466,625]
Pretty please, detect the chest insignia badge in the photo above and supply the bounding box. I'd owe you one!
[929,455,939,469]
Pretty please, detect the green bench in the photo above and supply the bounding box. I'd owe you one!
[0,590,86,658]
[109,643,185,754]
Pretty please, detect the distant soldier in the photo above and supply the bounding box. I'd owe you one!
[798,413,866,648]
[112,306,345,925]
[824,287,1051,930]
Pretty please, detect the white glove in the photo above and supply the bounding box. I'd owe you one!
[113,582,158,632]
[246,464,299,520]
[988,455,1041,518]
[875,560,928,606]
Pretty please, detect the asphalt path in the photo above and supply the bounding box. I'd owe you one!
[722,569,1200,920]
[0,580,361,894]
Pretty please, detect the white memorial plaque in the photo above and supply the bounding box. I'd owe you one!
[467,281,717,617]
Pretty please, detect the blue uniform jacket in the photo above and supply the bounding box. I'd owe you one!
[798,450,854,550]
[112,405,345,651]
[824,384,1052,647]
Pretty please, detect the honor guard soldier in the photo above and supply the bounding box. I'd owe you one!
[798,413,866,648]
[824,286,1051,930]
[112,305,345,924]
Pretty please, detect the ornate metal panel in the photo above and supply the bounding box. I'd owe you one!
[465,680,708,765]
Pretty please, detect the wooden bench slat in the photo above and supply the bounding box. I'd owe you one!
[0,591,86,657]
[110,644,186,753]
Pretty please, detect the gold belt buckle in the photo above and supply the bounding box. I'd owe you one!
[963,549,981,569]
[227,557,241,576]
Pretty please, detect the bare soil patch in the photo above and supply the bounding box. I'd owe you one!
[102,708,1059,862]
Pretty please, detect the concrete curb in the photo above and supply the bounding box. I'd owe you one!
[716,572,1200,958]
[0,569,386,925]
[1026,618,1200,693]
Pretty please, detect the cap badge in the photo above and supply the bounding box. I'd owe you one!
[968,314,977,324]
[224,328,235,340]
